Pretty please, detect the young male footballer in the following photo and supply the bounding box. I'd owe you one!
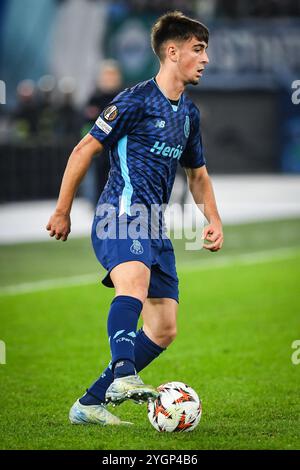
[47,11,223,425]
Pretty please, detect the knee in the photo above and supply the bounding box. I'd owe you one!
[128,278,149,304]
[116,281,148,304]
[111,263,150,304]
[147,324,177,348]
[131,284,148,304]
[162,326,177,346]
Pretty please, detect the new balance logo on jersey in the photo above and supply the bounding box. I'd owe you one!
[154,119,165,128]
[150,141,183,160]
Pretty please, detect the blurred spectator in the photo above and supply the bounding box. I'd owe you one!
[216,0,241,18]
[106,0,300,18]
[56,76,80,141]
[80,60,123,207]
[215,0,300,17]
[87,60,122,114]
[36,75,57,140]
[107,0,196,15]
[195,0,217,21]
[11,74,80,143]
[12,79,39,140]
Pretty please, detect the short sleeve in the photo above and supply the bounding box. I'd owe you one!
[89,89,144,148]
[179,105,206,169]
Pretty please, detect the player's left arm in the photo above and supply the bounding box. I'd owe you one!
[186,165,223,252]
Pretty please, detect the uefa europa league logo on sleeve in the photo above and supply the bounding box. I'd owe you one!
[0,340,6,364]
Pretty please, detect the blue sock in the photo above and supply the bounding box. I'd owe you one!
[134,329,166,371]
[80,328,165,405]
[107,295,142,377]
[79,362,113,406]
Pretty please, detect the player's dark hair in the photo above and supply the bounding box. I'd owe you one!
[151,11,209,61]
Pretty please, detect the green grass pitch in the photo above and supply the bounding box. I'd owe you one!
[0,218,300,449]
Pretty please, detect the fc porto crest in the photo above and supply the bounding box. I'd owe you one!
[184,115,190,139]
[103,105,118,121]
[130,239,144,255]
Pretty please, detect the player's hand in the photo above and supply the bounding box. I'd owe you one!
[202,220,223,252]
[46,211,71,242]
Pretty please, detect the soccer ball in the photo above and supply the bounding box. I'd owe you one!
[147,381,202,432]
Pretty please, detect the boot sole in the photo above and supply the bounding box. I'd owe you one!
[106,388,158,406]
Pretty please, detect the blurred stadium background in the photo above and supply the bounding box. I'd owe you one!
[0,0,300,450]
[0,0,300,240]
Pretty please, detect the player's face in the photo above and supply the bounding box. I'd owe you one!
[177,37,209,85]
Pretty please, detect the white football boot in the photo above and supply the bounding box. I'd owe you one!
[105,374,159,406]
[69,399,133,425]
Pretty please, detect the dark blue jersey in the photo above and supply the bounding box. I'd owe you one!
[90,78,205,215]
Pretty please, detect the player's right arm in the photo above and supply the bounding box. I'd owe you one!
[46,134,103,241]
[47,86,144,241]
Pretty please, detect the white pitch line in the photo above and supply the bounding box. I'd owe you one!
[0,273,100,296]
[178,246,300,272]
[0,246,299,297]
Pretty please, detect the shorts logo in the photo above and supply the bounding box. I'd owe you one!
[130,239,144,255]
[184,115,190,139]
[103,105,118,121]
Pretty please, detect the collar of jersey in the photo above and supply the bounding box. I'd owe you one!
[151,78,183,112]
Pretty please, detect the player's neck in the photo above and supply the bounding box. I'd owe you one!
[155,71,184,101]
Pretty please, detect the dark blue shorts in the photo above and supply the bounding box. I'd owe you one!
[91,214,179,302]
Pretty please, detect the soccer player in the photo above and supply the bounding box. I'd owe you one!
[46,11,223,426]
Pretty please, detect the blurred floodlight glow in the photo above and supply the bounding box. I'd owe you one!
[37,75,56,93]
[16,79,35,98]
[58,76,77,94]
